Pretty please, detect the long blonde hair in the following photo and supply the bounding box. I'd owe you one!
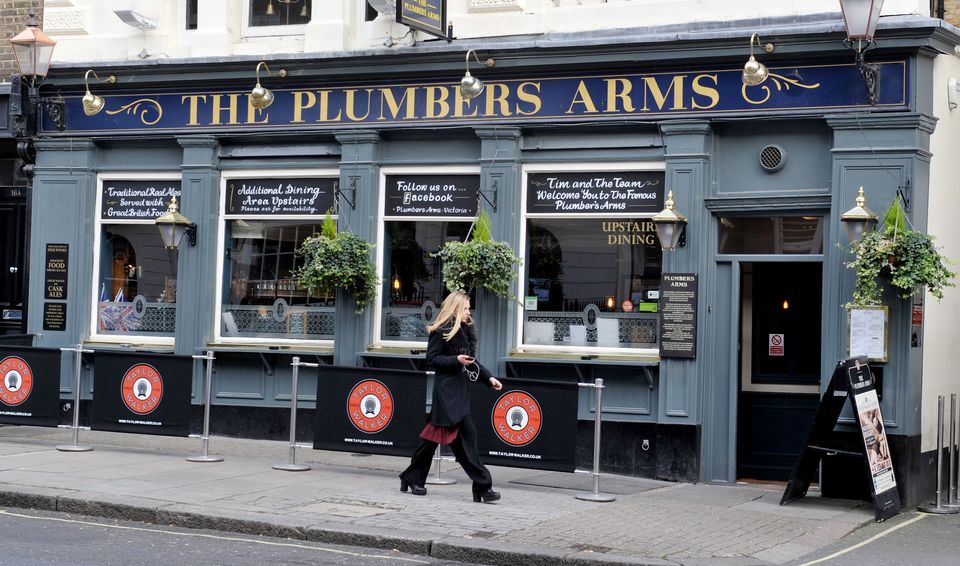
[427,292,471,341]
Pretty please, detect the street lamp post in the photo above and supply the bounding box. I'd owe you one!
[8,10,61,334]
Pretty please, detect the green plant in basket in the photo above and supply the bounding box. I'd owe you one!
[846,197,956,308]
[434,209,521,300]
[294,212,379,313]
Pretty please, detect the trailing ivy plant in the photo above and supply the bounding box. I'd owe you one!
[434,209,521,300]
[294,212,379,313]
[846,197,956,308]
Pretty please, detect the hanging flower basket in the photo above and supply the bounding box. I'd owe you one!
[294,213,379,313]
[434,209,521,300]
[846,197,956,308]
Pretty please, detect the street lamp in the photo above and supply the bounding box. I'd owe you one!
[155,197,197,249]
[839,0,884,105]
[653,190,688,252]
[840,186,878,243]
[8,10,64,176]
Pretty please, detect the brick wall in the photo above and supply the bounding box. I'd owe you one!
[0,2,43,78]
[946,0,960,29]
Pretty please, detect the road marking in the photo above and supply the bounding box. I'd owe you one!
[0,509,430,563]
[797,513,927,566]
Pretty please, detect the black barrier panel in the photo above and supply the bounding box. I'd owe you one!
[90,352,192,437]
[470,379,578,473]
[313,365,428,457]
[0,347,61,427]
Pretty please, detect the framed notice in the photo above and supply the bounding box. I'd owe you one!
[659,273,698,358]
[44,243,68,300]
[848,306,888,362]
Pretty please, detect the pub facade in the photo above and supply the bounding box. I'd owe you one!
[22,2,960,507]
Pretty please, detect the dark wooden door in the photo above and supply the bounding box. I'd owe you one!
[737,262,821,481]
[0,195,27,334]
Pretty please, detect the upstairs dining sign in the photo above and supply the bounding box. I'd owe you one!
[45,61,908,136]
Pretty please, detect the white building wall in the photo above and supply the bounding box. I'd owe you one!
[42,0,930,63]
[922,51,960,452]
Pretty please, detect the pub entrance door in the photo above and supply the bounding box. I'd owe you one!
[736,261,822,481]
[0,186,28,334]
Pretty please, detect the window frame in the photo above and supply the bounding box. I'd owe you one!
[516,161,667,357]
[241,0,311,38]
[213,168,339,347]
[373,165,482,350]
[90,172,183,347]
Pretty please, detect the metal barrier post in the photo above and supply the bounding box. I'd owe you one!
[56,344,94,452]
[423,372,456,485]
[947,393,958,508]
[273,356,317,472]
[187,351,223,463]
[920,395,958,514]
[576,378,615,502]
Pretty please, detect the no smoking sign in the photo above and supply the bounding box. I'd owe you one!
[769,333,785,357]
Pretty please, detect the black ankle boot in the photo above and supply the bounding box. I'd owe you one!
[472,489,500,503]
[400,477,427,496]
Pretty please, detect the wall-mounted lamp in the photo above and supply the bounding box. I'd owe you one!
[460,50,495,100]
[840,186,878,244]
[250,62,287,110]
[742,34,774,86]
[653,190,688,252]
[82,70,118,116]
[605,296,616,310]
[155,197,197,249]
[839,0,884,105]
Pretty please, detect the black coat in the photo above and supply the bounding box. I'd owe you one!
[426,322,493,427]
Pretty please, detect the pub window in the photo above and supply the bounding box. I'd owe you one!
[718,216,824,255]
[217,172,338,343]
[377,171,480,345]
[245,0,311,31]
[520,167,665,352]
[93,176,182,342]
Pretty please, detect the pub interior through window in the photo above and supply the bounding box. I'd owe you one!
[521,167,666,351]
[95,177,181,339]
[219,173,338,342]
[379,172,480,344]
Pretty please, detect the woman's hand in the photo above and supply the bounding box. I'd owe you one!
[489,377,503,391]
[457,354,475,365]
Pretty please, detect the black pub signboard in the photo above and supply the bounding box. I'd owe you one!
[396,0,447,39]
[383,174,479,218]
[224,177,337,216]
[659,273,698,358]
[526,171,664,214]
[101,180,181,220]
[44,243,68,300]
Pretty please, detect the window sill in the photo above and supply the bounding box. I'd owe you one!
[507,350,660,364]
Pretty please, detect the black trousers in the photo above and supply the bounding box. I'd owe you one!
[400,416,492,493]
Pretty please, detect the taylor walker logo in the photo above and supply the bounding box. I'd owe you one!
[492,390,543,447]
[347,379,394,433]
[121,364,164,415]
[0,356,33,406]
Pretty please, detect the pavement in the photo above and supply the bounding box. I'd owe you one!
[0,425,876,566]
